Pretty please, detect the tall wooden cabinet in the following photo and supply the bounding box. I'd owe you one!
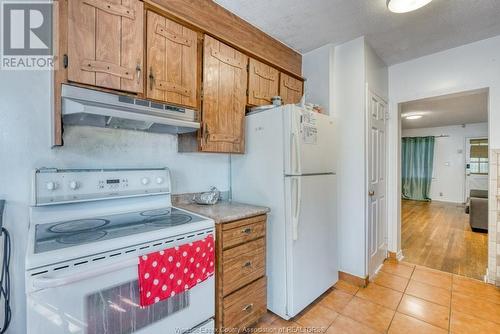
[247,58,279,106]
[279,72,304,105]
[201,35,248,153]
[67,0,144,93]
[146,11,199,108]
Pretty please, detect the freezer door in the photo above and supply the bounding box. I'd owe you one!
[284,106,336,175]
[284,174,337,317]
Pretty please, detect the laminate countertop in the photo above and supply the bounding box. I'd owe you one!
[173,198,270,224]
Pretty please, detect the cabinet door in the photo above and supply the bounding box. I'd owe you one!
[279,73,304,105]
[68,0,144,93]
[146,11,198,108]
[247,58,279,106]
[202,35,248,153]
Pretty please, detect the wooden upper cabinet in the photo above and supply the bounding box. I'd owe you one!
[146,11,198,108]
[202,35,248,153]
[247,58,279,106]
[67,0,144,93]
[279,73,304,105]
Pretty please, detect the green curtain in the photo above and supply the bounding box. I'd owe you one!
[402,136,435,201]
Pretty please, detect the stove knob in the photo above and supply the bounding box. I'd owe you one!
[156,177,164,184]
[46,181,56,191]
[141,177,150,185]
[69,181,79,190]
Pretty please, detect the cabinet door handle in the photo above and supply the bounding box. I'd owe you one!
[136,64,141,84]
[149,67,154,91]
[242,261,252,268]
[242,303,254,312]
[242,227,252,235]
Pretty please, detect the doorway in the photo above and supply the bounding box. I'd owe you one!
[465,137,489,200]
[398,89,489,280]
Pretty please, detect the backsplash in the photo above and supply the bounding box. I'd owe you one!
[172,191,230,205]
[55,126,230,194]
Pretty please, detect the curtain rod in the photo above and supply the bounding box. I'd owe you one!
[403,135,450,138]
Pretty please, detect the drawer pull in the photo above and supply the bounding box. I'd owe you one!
[242,261,253,269]
[242,303,254,312]
[242,227,253,235]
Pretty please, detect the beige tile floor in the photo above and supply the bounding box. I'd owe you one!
[251,261,500,333]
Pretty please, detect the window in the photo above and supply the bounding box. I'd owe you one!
[469,139,488,174]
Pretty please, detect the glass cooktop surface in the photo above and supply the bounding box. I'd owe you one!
[34,208,204,253]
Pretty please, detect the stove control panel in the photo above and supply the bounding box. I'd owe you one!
[33,168,171,206]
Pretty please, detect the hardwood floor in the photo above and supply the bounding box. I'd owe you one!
[401,200,487,280]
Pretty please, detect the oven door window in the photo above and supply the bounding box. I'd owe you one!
[27,260,214,334]
[86,280,189,334]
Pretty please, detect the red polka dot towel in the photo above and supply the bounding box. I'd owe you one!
[138,234,215,307]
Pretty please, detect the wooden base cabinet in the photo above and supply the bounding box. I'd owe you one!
[215,215,267,331]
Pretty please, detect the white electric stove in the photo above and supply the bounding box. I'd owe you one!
[25,168,215,334]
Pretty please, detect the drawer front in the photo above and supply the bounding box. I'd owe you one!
[222,239,265,296]
[222,219,266,249]
[223,277,267,330]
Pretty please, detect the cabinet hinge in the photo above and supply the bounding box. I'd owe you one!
[63,54,68,68]
[246,89,249,97]
[246,63,250,71]
[200,86,204,100]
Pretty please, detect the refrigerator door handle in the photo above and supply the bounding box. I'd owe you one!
[292,176,302,241]
[291,132,301,175]
[293,109,302,174]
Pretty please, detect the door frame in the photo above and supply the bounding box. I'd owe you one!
[389,86,492,281]
[365,86,389,277]
[464,136,489,202]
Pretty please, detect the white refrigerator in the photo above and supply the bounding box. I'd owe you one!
[231,104,337,319]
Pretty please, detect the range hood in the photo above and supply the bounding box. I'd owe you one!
[61,84,200,134]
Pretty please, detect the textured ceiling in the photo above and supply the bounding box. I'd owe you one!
[214,0,500,65]
[401,89,488,129]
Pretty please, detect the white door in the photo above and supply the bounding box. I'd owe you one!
[366,90,388,277]
[465,137,489,200]
[283,106,336,175]
[284,174,337,317]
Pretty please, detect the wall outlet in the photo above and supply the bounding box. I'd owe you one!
[439,192,443,197]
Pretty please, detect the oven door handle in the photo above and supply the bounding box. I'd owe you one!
[31,258,139,290]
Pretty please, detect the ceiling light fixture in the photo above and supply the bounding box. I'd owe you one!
[387,0,433,13]
[405,115,423,120]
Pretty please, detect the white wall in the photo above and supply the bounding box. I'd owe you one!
[333,37,366,278]
[365,40,389,101]
[0,70,230,333]
[388,35,500,255]
[329,37,388,278]
[402,123,488,203]
[302,44,335,115]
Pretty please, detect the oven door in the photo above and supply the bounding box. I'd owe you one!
[26,255,214,334]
